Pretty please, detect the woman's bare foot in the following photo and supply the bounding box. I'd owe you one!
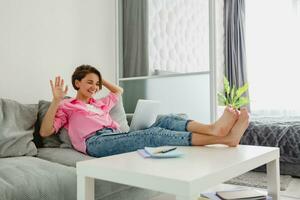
[210,106,238,136]
[225,108,249,147]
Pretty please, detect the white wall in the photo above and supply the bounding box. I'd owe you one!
[0,0,118,104]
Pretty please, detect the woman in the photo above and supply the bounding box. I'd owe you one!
[40,65,249,157]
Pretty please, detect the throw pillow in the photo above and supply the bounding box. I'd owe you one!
[0,99,38,157]
[59,128,72,148]
[110,95,130,132]
[35,100,61,148]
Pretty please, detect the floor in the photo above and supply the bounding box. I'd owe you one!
[281,178,300,199]
[150,177,300,200]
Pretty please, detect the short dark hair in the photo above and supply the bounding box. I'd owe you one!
[72,65,102,90]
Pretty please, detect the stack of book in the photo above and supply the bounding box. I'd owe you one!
[199,188,272,200]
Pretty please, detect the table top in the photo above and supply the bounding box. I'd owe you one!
[77,145,279,196]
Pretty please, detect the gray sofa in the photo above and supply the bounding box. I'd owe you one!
[0,98,160,200]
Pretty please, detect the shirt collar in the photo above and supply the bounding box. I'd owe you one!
[88,98,96,104]
[69,97,96,104]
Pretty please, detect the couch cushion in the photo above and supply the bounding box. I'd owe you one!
[0,156,76,200]
[37,147,93,167]
[0,99,38,157]
[36,148,160,200]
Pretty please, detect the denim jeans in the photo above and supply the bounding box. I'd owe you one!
[86,114,192,157]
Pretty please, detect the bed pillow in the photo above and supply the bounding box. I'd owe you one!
[36,95,130,148]
[0,99,38,157]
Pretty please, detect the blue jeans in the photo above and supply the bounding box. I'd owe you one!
[86,114,192,157]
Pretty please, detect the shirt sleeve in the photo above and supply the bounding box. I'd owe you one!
[53,105,68,133]
[99,92,119,112]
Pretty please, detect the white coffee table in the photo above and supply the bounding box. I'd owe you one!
[77,145,280,200]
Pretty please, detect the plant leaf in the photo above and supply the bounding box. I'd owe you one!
[231,99,237,109]
[224,76,230,96]
[230,86,236,105]
[235,83,249,100]
[217,92,227,106]
[235,97,249,109]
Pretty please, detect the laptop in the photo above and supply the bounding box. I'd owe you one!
[129,99,161,131]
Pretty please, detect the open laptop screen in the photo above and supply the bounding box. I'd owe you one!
[129,99,160,131]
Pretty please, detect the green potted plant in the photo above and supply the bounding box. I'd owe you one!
[217,76,249,109]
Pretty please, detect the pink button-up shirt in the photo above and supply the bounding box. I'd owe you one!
[53,92,120,154]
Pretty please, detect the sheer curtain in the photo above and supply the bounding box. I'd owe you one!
[246,0,300,116]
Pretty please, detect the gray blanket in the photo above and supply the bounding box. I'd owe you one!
[240,116,300,164]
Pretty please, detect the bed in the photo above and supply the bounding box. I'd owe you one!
[240,116,300,177]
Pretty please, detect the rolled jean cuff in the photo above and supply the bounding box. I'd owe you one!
[150,114,191,131]
[185,119,193,132]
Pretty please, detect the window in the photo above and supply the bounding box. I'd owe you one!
[246,0,300,116]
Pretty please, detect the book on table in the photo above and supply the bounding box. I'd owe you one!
[200,188,271,200]
[137,146,183,158]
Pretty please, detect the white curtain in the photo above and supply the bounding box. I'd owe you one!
[246,0,300,116]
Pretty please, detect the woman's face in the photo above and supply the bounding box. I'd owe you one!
[75,73,100,98]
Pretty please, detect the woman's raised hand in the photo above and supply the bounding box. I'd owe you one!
[50,76,68,102]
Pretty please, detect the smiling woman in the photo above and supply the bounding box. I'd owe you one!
[39,65,123,139]
[38,63,250,158]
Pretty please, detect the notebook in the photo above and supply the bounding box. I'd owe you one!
[129,99,160,131]
[137,146,183,158]
[201,190,271,200]
[216,188,266,200]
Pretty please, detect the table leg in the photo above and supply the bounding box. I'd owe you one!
[77,175,95,200]
[267,159,280,200]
